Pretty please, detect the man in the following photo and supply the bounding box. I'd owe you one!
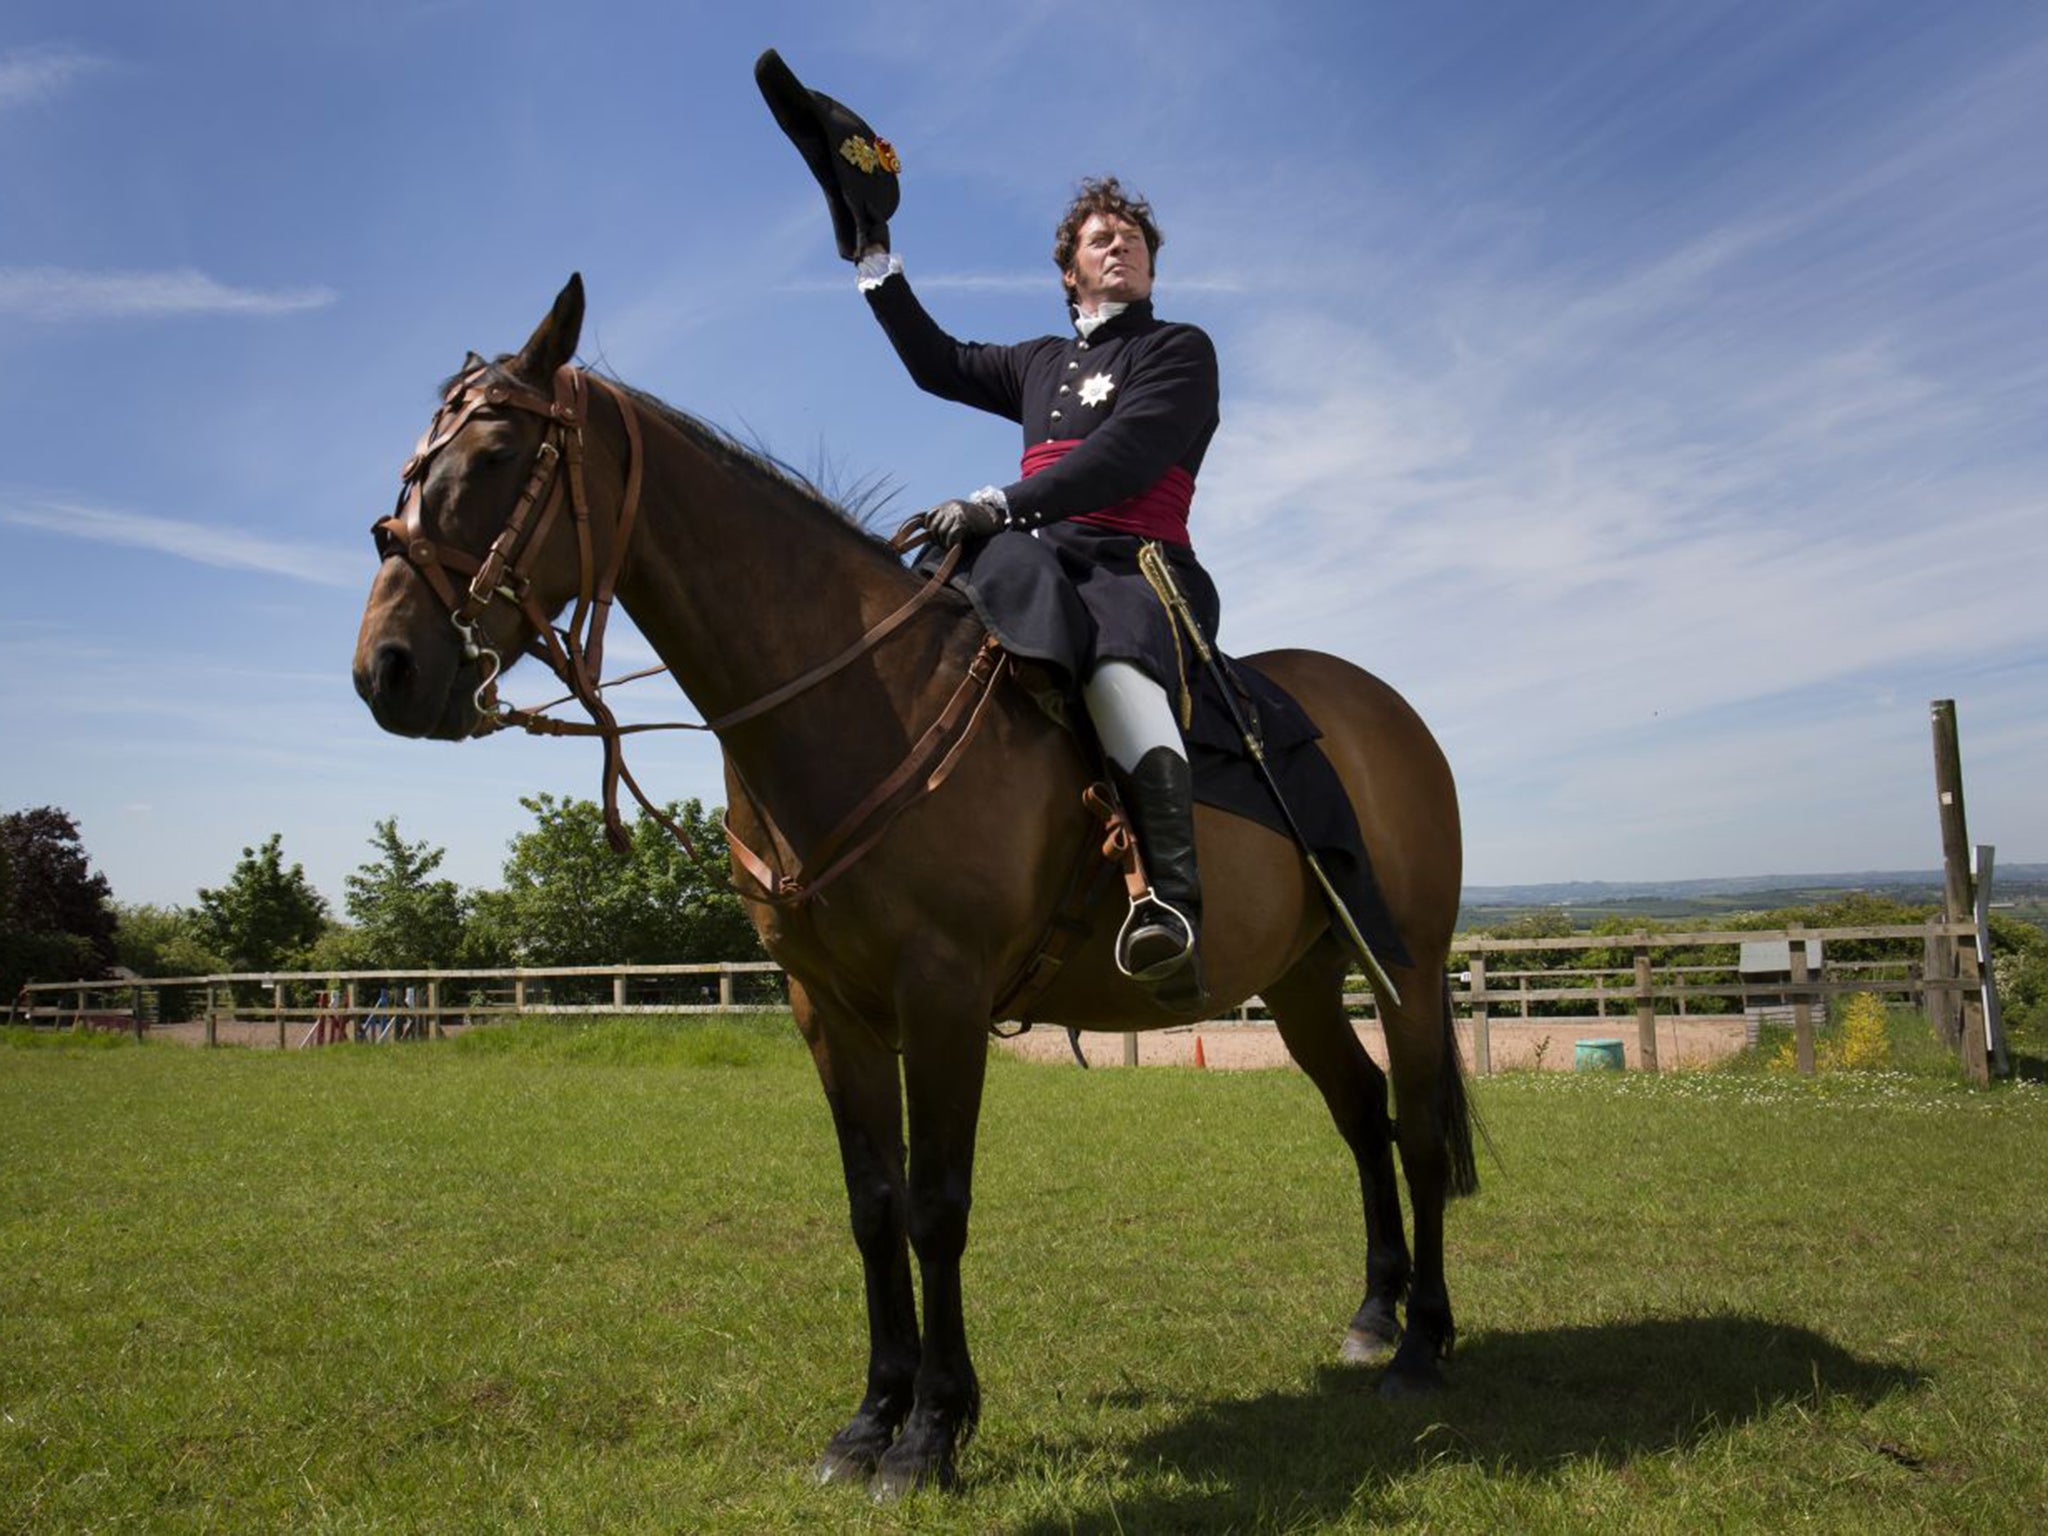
[860,179,1222,1009]
[756,59,1220,1007]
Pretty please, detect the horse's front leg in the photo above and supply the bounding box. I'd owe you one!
[872,973,990,1498]
[794,981,920,1483]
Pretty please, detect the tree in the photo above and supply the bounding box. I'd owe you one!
[1477,908,1576,942]
[194,835,329,972]
[468,794,760,966]
[342,818,467,968]
[2,806,118,996]
[110,904,226,1025]
[112,904,226,978]
[1989,914,2047,1051]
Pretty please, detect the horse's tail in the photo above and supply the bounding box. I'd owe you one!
[1438,971,1484,1198]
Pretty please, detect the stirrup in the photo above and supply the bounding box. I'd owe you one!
[1115,891,1198,983]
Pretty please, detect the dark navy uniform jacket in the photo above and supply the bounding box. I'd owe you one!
[864,272,1219,535]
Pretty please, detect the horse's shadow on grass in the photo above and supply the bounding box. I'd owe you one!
[1004,1315,1923,1533]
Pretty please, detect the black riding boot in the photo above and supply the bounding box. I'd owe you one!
[1114,746,1207,1010]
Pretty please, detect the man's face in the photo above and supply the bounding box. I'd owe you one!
[1064,212,1154,311]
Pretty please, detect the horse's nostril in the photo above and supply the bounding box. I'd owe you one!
[372,642,414,700]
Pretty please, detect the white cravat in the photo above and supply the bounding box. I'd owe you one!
[1073,300,1128,339]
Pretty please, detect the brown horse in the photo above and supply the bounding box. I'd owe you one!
[352,276,1475,1496]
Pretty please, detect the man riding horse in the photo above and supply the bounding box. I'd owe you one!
[354,63,1473,1489]
[760,56,1220,1009]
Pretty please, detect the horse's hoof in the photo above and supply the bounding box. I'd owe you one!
[1341,1327,1398,1366]
[817,1425,890,1486]
[816,1449,875,1486]
[871,1444,957,1501]
[870,1462,955,1503]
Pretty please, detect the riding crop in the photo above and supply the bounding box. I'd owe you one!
[1136,542,1404,1009]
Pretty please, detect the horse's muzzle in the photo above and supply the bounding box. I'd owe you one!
[354,638,479,740]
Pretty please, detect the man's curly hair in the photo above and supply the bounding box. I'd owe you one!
[1052,176,1163,277]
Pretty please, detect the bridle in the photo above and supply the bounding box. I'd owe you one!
[372,358,1002,900]
[373,358,640,730]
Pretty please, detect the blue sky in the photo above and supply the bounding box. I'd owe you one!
[3,1,2043,910]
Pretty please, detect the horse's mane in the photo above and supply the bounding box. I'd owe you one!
[444,357,903,558]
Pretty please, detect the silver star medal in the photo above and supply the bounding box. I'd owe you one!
[1077,372,1115,407]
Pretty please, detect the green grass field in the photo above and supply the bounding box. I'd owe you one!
[4,1019,2045,1532]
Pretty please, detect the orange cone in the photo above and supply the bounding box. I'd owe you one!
[1194,1034,1207,1069]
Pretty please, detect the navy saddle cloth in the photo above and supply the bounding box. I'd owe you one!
[1180,656,1412,971]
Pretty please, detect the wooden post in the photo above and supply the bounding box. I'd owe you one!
[613,974,627,1011]
[274,982,286,1051]
[131,984,143,1041]
[1957,949,1990,1087]
[425,979,440,1040]
[1468,952,1491,1076]
[346,981,359,1043]
[205,985,217,1048]
[513,975,527,1015]
[1123,1032,1138,1067]
[1922,917,1945,1039]
[1790,928,1815,1076]
[718,965,734,1009]
[1633,937,1658,1072]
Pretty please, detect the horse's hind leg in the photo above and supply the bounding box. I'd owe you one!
[1265,938,1412,1365]
[1379,962,1476,1396]
[793,981,920,1483]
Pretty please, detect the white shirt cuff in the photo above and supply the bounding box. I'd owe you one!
[856,251,904,293]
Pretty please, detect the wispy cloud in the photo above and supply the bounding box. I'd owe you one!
[0,267,337,321]
[777,269,1246,295]
[0,43,107,109]
[1,500,355,587]
[1184,68,2048,880]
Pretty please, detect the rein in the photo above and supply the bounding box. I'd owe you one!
[374,361,998,900]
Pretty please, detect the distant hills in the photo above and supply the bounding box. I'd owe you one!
[1459,865,2048,928]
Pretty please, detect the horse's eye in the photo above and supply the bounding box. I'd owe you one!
[464,432,520,468]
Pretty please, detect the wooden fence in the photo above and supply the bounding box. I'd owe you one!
[1443,920,1996,1076]
[11,961,788,1050]
[11,919,2004,1077]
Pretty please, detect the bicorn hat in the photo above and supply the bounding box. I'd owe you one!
[755,49,901,261]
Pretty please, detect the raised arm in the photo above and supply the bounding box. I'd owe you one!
[861,258,1043,423]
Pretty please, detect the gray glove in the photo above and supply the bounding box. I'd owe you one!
[924,497,1006,549]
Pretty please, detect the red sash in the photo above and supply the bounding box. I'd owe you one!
[1019,439,1195,545]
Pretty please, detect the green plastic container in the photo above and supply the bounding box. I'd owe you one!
[1574,1038,1625,1072]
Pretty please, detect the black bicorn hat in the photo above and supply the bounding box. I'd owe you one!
[754,49,901,261]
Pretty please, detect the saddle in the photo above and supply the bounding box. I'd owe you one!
[995,653,1410,1025]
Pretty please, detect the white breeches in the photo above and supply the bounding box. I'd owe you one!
[1083,660,1185,774]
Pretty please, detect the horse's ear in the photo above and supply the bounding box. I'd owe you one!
[512,273,584,382]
